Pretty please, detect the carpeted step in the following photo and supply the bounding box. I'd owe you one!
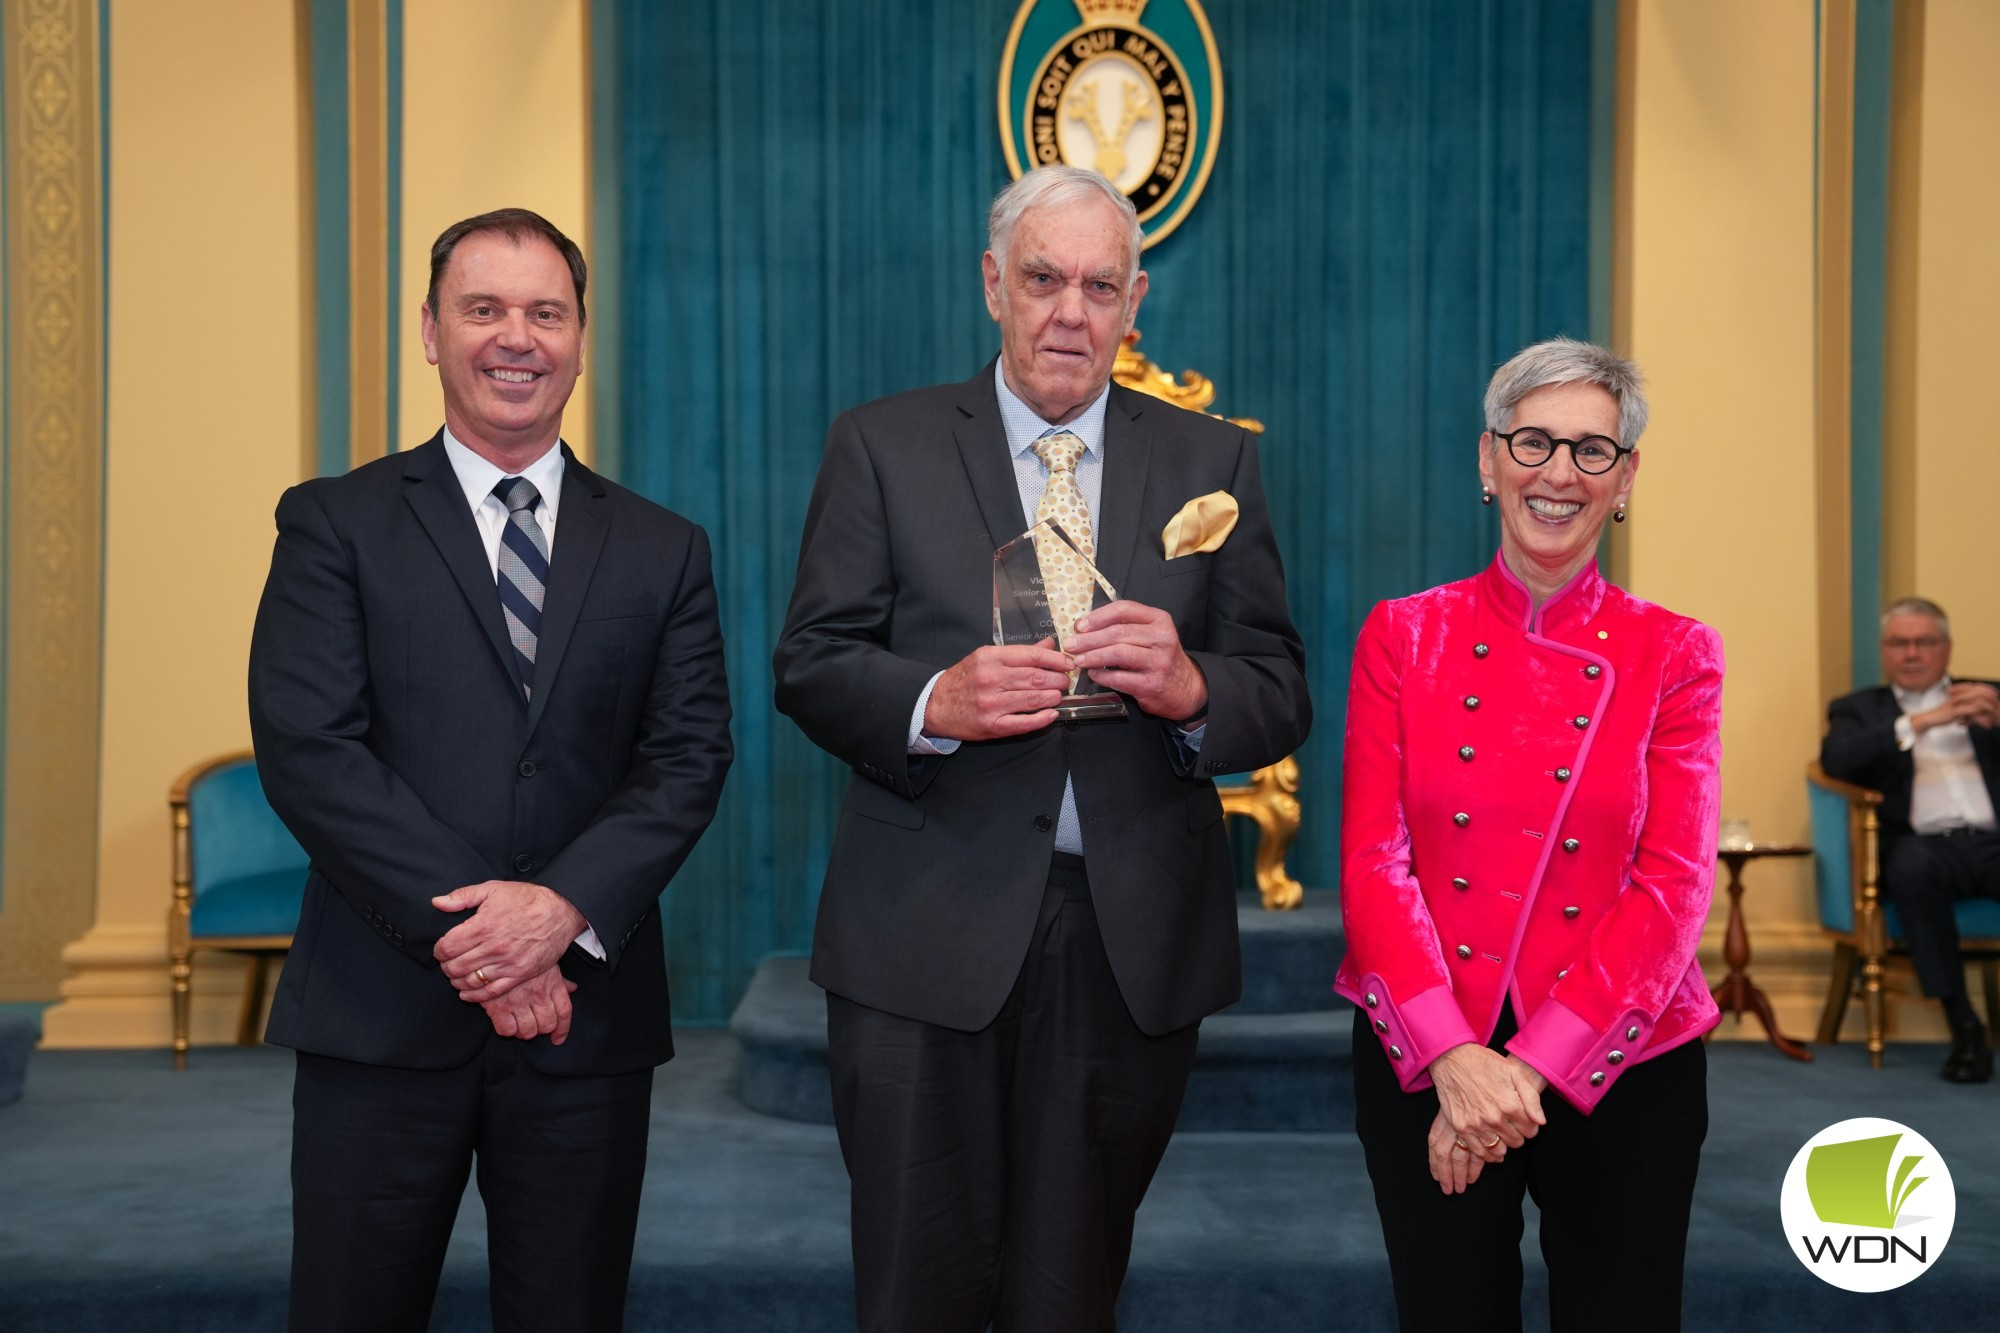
[0,1012,39,1109]
[732,954,1354,1132]
[1231,887,1343,1013]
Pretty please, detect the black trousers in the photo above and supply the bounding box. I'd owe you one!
[825,853,1202,1333]
[1352,1002,1707,1333]
[289,1039,654,1333]
[1882,829,2000,1003]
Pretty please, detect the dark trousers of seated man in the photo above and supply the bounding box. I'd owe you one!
[1885,829,2000,1016]
[825,852,1201,1333]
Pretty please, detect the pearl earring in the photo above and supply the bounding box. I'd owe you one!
[1613,504,1627,524]
[1481,488,1493,506]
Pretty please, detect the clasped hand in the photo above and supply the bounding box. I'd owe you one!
[1916,681,2000,733]
[923,601,1206,742]
[432,880,589,1044]
[1425,1043,1548,1195]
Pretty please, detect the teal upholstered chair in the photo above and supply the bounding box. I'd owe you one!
[1808,762,2000,1066]
[1216,757,1303,910]
[169,751,309,1068]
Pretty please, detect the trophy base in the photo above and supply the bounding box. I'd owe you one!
[1055,692,1128,722]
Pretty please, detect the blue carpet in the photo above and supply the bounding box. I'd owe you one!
[0,1031,1994,1330]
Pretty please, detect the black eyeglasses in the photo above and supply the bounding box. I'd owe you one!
[1494,427,1631,475]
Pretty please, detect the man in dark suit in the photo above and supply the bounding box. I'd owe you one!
[249,208,732,1331]
[1821,596,2000,1082]
[773,166,1311,1331]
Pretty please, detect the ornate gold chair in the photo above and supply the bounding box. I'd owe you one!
[1808,761,2000,1065]
[169,751,309,1068]
[1113,332,1301,910]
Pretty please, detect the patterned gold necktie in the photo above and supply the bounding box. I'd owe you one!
[1031,431,1095,657]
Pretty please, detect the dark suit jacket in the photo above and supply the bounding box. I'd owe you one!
[773,364,1311,1037]
[249,434,733,1076]
[1820,681,2000,863]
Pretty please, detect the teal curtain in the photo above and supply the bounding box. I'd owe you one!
[600,0,1601,1023]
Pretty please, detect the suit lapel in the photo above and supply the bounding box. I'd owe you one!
[402,436,522,705]
[1093,386,1151,597]
[524,447,610,734]
[953,363,1032,548]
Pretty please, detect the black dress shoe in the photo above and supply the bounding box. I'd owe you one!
[1942,1023,1993,1084]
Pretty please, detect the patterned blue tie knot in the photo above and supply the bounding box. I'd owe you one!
[494,476,541,514]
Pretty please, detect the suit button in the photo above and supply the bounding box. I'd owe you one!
[1453,812,1470,827]
[1388,1045,1404,1060]
[1452,877,1469,891]
[1573,715,1590,729]
[1554,767,1571,781]
[1626,1026,1641,1041]
[1584,664,1602,679]
[1473,643,1489,658]
[1557,969,1569,979]
[1364,992,1379,1009]
[1033,814,1053,832]
[1563,906,1580,919]
[1562,838,1580,853]
[1589,1071,1607,1087]
[1456,945,1472,959]
[1463,695,1480,710]
[518,760,538,777]
[1607,1050,1625,1064]
[1459,746,1475,761]
[513,853,534,873]
[1374,1019,1388,1033]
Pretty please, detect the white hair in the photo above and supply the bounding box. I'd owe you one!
[1882,597,1950,639]
[987,166,1142,286]
[1483,337,1649,448]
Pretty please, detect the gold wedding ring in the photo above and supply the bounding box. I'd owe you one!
[474,968,489,985]
[1485,1135,1503,1149]
[1453,1137,1470,1152]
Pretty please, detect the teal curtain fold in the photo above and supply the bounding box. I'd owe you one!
[602,0,1598,1023]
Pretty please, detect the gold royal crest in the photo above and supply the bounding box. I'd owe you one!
[999,0,1225,247]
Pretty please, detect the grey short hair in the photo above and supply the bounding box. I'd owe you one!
[1483,337,1649,448]
[1882,597,1950,639]
[988,166,1143,286]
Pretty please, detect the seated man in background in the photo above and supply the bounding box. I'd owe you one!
[1821,597,2000,1082]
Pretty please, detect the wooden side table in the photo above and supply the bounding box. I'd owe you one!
[1711,844,1813,1060]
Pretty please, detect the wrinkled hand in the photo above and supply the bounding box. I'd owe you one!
[1063,601,1207,722]
[1429,1043,1546,1163]
[1914,682,2000,733]
[432,880,588,1002]
[481,964,577,1044]
[923,639,1073,741]
[1428,1108,1488,1194]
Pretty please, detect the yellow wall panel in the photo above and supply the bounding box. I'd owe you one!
[396,0,590,457]
[42,0,305,1046]
[1909,1,2000,676]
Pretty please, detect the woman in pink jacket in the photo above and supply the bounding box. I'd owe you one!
[1335,339,1723,1331]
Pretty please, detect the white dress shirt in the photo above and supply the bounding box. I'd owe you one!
[1893,677,2000,834]
[439,428,605,959]
[904,363,1204,856]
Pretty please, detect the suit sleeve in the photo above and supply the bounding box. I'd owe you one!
[1820,690,1903,786]
[1508,620,1726,1113]
[248,483,494,967]
[772,411,946,798]
[534,523,734,971]
[1336,599,1479,1089]
[1176,430,1313,775]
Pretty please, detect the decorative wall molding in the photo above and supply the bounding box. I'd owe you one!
[0,0,106,1002]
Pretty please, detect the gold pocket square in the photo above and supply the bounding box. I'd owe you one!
[1162,491,1239,559]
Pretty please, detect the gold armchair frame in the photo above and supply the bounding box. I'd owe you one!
[1112,331,1303,912]
[1810,761,2000,1066]
[169,750,294,1070]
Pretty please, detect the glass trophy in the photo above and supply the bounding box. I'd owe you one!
[993,519,1128,721]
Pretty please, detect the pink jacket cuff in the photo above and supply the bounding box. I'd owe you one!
[1343,975,1479,1093]
[1507,997,1653,1114]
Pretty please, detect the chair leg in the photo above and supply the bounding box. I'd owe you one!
[1816,942,1858,1046]
[1863,950,1888,1069]
[237,954,270,1047]
[171,947,193,1072]
[1983,958,2000,1034]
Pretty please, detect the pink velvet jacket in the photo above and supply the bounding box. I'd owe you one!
[1333,554,1724,1114]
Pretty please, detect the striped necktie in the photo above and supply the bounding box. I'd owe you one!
[493,476,548,699]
